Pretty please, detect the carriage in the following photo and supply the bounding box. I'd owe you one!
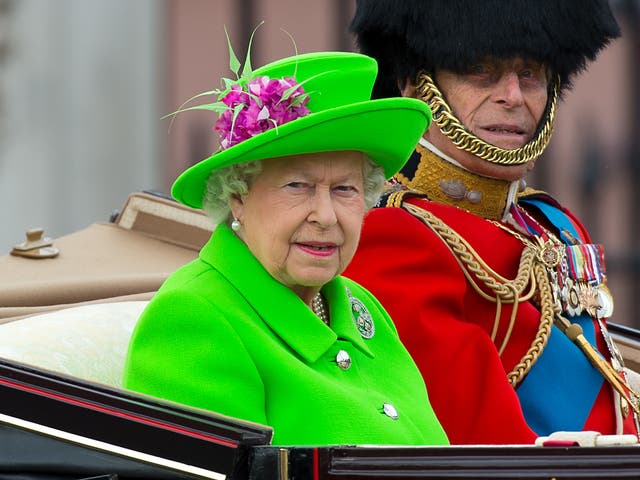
[2,192,640,480]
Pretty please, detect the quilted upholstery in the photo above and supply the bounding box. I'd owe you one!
[0,301,147,387]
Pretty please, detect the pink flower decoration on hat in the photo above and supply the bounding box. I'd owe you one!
[214,76,311,150]
[162,24,315,151]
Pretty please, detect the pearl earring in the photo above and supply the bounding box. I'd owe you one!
[231,218,241,231]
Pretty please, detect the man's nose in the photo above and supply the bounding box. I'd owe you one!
[493,71,525,107]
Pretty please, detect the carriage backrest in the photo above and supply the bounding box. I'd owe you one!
[0,301,148,387]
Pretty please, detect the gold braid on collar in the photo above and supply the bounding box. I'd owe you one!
[416,71,559,166]
[395,144,519,220]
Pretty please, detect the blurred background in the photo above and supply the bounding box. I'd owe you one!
[0,0,639,327]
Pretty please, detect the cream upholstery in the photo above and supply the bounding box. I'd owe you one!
[0,301,147,387]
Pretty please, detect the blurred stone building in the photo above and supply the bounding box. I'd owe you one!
[1,0,639,326]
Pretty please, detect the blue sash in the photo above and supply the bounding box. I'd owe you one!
[516,198,604,435]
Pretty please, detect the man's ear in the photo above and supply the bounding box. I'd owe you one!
[526,159,537,173]
[400,79,418,99]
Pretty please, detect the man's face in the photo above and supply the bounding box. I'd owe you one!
[408,57,549,181]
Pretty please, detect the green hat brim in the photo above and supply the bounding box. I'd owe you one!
[172,97,430,209]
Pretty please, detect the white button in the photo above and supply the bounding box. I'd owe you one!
[382,402,399,420]
[336,350,351,370]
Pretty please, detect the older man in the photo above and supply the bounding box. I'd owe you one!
[344,0,638,444]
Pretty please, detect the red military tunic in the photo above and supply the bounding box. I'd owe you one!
[344,146,639,445]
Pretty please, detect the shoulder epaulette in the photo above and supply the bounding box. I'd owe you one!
[377,186,429,209]
[517,187,563,210]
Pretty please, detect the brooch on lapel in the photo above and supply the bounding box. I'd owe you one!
[347,288,375,339]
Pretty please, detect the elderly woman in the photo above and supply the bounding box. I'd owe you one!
[123,51,448,446]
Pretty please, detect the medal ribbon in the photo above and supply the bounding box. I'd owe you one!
[509,203,542,236]
[566,243,606,284]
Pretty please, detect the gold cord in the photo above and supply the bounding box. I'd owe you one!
[400,196,640,411]
[403,202,552,386]
[506,260,555,387]
[498,283,519,356]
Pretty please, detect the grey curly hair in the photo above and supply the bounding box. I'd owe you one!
[202,155,386,225]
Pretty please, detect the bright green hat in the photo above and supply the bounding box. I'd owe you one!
[171,51,431,209]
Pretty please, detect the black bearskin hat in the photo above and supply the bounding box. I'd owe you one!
[351,0,621,98]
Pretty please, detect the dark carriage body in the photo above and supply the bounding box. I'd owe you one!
[2,192,640,480]
[3,357,640,480]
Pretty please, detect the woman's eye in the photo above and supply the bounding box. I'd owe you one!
[285,182,307,189]
[470,64,487,74]
[334,185,358,195]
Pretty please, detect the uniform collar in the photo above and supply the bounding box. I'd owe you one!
[200,224,374,363]
[395,139,522,221]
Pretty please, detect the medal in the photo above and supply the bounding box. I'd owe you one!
[552,242,614,319]
[596,285,614,318]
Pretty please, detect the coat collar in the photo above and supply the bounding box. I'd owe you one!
[199,224,374,363]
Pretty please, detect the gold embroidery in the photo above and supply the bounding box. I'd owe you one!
[397,145,516,220]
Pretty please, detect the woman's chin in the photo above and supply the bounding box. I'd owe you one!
[289,270,338,289]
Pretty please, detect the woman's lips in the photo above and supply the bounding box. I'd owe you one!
[296,242,337,257]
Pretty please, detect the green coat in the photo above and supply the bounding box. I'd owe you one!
[123,224,447,446]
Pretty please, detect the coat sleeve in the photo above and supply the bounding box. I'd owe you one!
[345,207,538,445]
[122,289,268,426]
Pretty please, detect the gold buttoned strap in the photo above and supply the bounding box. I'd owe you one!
[554,314,640,416]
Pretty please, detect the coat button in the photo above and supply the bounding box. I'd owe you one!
[335,350,351,370]
[382,402,399,420]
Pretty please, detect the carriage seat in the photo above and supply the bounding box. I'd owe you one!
[0,301,147,387]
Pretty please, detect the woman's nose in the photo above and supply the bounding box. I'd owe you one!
[493,71,525,107]
[308,189,338,227]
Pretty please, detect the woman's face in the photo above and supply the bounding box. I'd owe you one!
[230,151,366,303]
